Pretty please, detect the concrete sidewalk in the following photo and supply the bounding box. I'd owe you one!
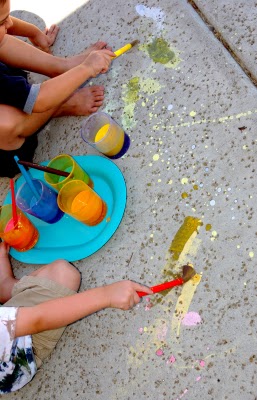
[1,0,257,399]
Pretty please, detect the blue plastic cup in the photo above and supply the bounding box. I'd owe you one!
[16,179,64,224]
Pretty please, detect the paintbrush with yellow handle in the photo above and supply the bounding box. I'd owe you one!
[114,40,139,57]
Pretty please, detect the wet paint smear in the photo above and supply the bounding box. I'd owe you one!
[171,273,202,339]
[147,37,176,64]
[169,216,202,261]
[125,77,140,104]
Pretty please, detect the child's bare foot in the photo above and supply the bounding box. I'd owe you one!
[54,85,105,116]
[65,41,112,70]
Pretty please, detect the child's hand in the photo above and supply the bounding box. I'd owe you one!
[103,280,153,310]
[28,24,60,53]
[0,241,10,259]
[83,49,115,77]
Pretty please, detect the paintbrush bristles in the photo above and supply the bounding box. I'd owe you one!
[182,265,196,282]
[131,40,139,47]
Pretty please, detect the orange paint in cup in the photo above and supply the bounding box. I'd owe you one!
[0,205,39,251]
[57,180,107,226]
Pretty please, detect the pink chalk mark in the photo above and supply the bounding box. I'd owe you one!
[156,348,164,357]
[167,354,176,364]
[181,311,201,326]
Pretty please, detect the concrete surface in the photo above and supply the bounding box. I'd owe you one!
[192,0,257,82]
[1,0,257,399]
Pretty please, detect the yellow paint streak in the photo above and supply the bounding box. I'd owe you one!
[171,273,202,340]
[169,217,202,260]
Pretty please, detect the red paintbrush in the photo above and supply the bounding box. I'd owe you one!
[137,265,196,297]
[10,178,18,226]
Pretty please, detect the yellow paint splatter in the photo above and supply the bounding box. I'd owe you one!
[189,111,196,117]
[153,154,159,161]
[140,78,163,95]
[181,177,188,185]
[168,180,173,185]
[212,231,217,237]
[249,252,254,258]
[169,216,202,261]
[193,184,198,190]
[205,224,212,231]
[181,192,188,199]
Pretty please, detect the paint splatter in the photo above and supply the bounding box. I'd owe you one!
[199,360,205,367]
[189,111,196,117]
[205,224,212,231]
[124,77,140,104]
[153,154,160,161]
[182,311,201,326]
[171,273,202,339]
[169,217,202,260]
[167,355,176,364]
[135,4,165,31]
[196,376,202,382]
[156,348,164,356]
[147,37,176,64]
[249,252,254,258]
[181,177,188,184]
[181,192,188,199]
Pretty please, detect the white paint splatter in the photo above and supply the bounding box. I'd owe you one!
[168,104,173,110]
[135,4,165,31]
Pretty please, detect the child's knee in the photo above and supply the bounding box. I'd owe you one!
[52,259,81,290]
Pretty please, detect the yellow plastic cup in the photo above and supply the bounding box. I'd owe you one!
[81,112,125,156]
[0,204,39,251]
[44,154,93,192]
[57,180,107,226]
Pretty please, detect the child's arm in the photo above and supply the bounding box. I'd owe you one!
[15,281,153,337]
[8,16,59,53]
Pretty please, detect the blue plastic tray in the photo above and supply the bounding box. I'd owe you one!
[4,155,127,264]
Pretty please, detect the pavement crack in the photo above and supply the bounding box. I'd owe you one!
[188,0,257,87]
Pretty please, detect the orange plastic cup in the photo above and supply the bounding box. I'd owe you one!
[57,180,107,226]
[0,204,39,251]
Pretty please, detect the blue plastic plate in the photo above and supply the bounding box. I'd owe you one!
[3,155,127,264]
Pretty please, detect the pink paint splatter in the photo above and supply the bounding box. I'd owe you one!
[181,311,201,326]
[176,388,188,399]
[199,360,205,367]
[156,348,164,356]
[139,327,144,334]
[167,355,176,364]
[196,376,201,382]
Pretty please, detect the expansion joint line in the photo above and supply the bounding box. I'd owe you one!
[187,0,257,87]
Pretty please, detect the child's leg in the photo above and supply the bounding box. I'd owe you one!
[0,242,18,303]
[4,259,81,367]
[0,86,104,150]
[29,259,81,292]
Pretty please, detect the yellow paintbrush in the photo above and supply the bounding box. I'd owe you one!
[114,40,139,57]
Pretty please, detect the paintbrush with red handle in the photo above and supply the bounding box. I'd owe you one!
[137,265,196,297]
